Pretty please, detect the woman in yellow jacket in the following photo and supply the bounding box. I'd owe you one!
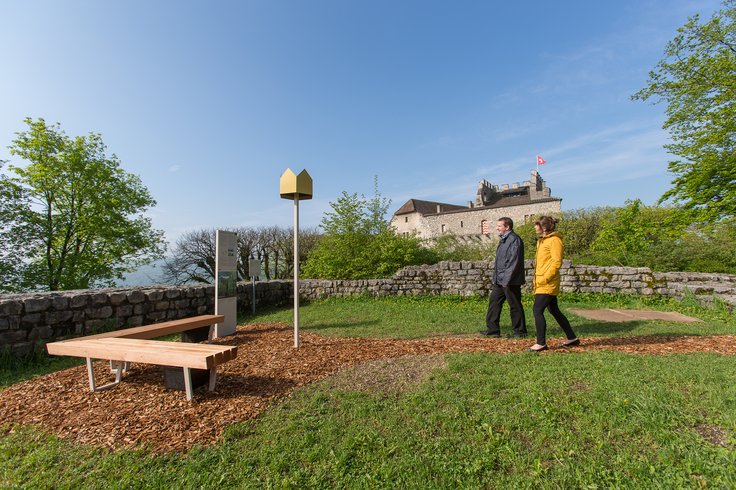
[529,216,580,352]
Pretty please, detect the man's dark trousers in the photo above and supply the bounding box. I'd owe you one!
[485,283,526,336]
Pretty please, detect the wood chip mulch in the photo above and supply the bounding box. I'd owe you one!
[1,322,735,453]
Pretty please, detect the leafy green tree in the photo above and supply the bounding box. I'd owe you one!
[0,162,33,291]
[426,233,497,262]
[587,200,698,268]
[633,1,736,221]
[303,185,431,279]
[4,118,165,291]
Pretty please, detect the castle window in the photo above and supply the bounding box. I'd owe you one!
[404,217,408,223]
[460,221,463,228]
[441,224,446,233]
[481,220,489,234]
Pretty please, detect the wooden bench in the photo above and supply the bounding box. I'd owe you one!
[55,314,226,341]
[46,314,237,401]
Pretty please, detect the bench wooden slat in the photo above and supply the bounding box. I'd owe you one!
[61,314,225,342]
[47,338,237,370]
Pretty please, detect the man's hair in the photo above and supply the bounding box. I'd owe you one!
[535,215,559,233]
[498,217,514,230]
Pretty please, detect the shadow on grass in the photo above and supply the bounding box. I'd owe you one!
[573,319,718,337]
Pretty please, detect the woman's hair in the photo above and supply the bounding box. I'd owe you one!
[535,215,559,233]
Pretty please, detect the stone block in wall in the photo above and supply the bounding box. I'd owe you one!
[175,299,190,309]
[86,306,113,319]
[109,292,127,305]
[85,319,118,332]
[70,294,90,309]
[0,300,23,316]
[91,293,108,305]
[21,313,42,327]
[0,330,27,343]
[0,318,8,329]
[146,311,167,322]
[24,297,51,313]
[46,310,73,325]
[133,304,150,315]
[146,291,165,302]
[28,326,53,341]
[51,296,69,310]
[165,289,181,299]
[128,290,146,304]
[155,301,171,311]
[115,305,134,317]
[127,316,143,327]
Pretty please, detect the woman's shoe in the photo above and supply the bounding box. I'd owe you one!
[561,338,580,347]
[528,344,548,352]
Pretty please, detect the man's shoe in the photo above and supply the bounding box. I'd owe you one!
[480,330,502,338]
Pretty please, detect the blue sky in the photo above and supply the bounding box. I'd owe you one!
[0,0,724,246]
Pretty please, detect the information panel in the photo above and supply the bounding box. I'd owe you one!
[214,230,238,337]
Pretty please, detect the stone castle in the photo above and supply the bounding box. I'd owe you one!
[390,170,561,238]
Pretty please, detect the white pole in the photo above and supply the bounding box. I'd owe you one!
[251,275,256,314]
[293,196,300,349]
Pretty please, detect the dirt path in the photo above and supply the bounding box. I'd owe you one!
[1,322,735,453]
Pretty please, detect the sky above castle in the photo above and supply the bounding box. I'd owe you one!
[0,0,723,244]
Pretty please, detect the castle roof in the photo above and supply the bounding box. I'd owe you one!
[394,199,467,216]
[393,194,561,217]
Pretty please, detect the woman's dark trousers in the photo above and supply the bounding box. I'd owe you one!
[533,294,576,345]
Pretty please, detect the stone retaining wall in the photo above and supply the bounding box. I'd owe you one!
[2,262,734,356]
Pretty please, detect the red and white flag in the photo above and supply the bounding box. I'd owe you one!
[536,155,546,165]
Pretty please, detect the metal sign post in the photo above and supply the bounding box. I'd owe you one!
[279,168,313,349]
[248,258,261,314]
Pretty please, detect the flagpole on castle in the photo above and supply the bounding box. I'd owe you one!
[536,154,546,173]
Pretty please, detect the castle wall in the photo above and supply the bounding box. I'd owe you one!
[390,211,430,237]
[418,199,561,238]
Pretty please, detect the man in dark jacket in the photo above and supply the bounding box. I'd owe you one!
[481,217,527,338]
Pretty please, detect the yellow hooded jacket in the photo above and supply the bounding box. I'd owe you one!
[534,231,563,295]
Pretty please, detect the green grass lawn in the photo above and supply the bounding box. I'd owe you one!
[1,352,734,488]
[1,293,735,488]
[242,292,736,339]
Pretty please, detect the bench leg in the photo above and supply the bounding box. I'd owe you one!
[183,367,194,401]
[87,358,124,392]
[208,368,217,392]
[87,358,96,392]
[109,360,130,373]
